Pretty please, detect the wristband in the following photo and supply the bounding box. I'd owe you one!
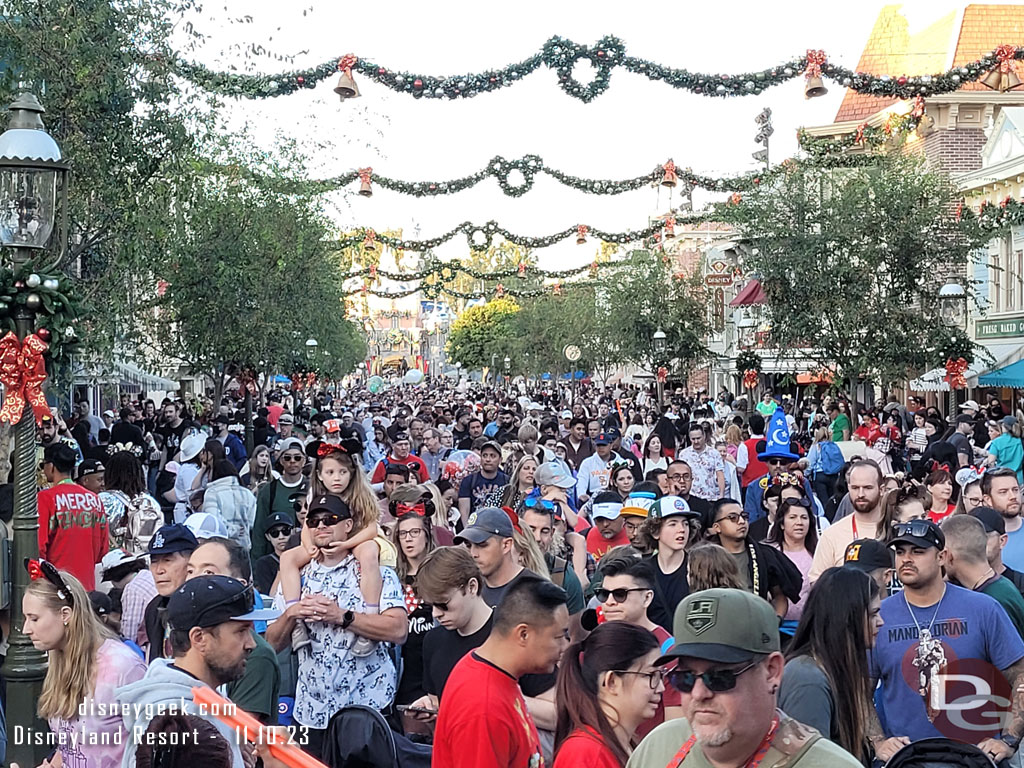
[1000,733,1020,750]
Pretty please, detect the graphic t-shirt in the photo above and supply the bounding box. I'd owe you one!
[553,727,619,768]
[459,470,509,516]
[38,481,108,590]
[434,652,544,768]
[870,585,1024,742]
[585,525,630,561]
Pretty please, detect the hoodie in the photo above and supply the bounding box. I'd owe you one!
[115,658,244,768]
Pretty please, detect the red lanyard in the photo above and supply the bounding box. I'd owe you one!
[666,715,780,768]
[852,516,858,539]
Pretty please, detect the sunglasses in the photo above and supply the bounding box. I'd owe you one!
[779,497,811,509]
[524,497,555,511]
[595,587,650,603]
[307,513,343,528]
[281,454,305,463]
[766,458,788,466]
[893,520,937,540]
[267,526,292,538]
[195,583,255,627]
[667,660,760,694]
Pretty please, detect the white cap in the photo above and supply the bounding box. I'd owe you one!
[100,549,145,574]
[183,512,229,540]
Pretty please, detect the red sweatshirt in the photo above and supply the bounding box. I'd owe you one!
[38,481,108,590]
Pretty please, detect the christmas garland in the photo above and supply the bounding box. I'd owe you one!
[226,151,879,200]
[797,108,922,155]
[346,279,599,300]
[0,265,84,366]
[176,38,1024,102]
[346,256,616,282]
[961,196,1024,232]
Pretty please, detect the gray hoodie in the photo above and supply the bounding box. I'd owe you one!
[115,658,244,768]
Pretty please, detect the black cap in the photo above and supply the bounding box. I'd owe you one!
[89,590,113,617]
[167,575,279,630]
[392,432,411,443]
[889,519,945,551]
[971,506,1006,536]
[307,495,352,520]
[955,414,976,425]
[265,511,295,530]
[77,459,105,479]
[214,414,230,424]
[844,538,893,572]
[148,524,199,556]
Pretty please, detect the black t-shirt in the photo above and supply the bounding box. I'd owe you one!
[254,553,280,596]
[422,615,493,699]
[158,420,190,462]
[643,554,690,632]
[144,594,170,662]
[111,422,145,450]
[397,578,435,704]
[481,567,537,609]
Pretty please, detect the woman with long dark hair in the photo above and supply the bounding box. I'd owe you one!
[390,504,437,706]
[765,497,819,624]
[641,433,668,476]
[924,467,957,523]
[100,450,163,554]
[779,566,883,762]
[554,622,663,767]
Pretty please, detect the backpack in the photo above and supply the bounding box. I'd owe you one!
[109,491,163,555]
[549,555,568,588]
[819,442,845,476]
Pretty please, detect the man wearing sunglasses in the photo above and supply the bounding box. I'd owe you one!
[251,437,308,561]
[742,407,812,524]
[253,511,294,595]
[628,588,861,767]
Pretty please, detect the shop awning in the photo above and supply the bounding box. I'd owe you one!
[796,370,835,385]
[979,359,1024,388]
[911,360,989,392]
[114,362,178,391]
[911,341,1024,392]
[729,279,767,307]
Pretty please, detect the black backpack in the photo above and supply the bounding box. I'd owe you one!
[886,738,995,768]
[324,705,432,768]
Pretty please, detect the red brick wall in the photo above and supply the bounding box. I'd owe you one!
[921,127,987,174]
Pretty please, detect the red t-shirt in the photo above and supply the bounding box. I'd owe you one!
[927,503,957,524]
[636,625,682,739]
[553,727,620,768]
[586,525,631,561]
[370,454,430,484]
[38,481,108,590]
[434,652,544,768]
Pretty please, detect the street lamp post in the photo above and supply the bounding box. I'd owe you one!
[938,281,968,411]
[0,90,70,767]
[504,355,511,387]
[653,327,667,408]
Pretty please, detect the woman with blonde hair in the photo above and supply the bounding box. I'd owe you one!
[23,559,146,767]
[724,424,743,459]
[486,455,538,511]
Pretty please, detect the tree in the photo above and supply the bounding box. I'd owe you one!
[445,297,520,370]
[717,153,986,400]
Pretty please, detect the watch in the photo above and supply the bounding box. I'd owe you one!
[999,733,1020,750]
[341,610,355,630]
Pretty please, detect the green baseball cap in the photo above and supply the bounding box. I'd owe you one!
[657,588,780,666]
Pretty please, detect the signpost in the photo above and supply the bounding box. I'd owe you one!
[564,344,582,405]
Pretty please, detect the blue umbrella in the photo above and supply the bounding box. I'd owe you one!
[274,374,291,384]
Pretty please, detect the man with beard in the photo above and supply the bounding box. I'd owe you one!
[983,468,1024,570]
[809,460,883,583]
[628,589,860,768]
[868,519,1024,764]
[117,574,278,768]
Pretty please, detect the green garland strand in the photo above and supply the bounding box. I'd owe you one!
[347,279,601,300]
[175,37,1024,102]
[346,256,619,283]
[962,196,1024,231]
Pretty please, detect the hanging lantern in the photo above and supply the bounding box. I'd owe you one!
[661,160,678,188]
[358,167,373,197]
[576,224,588,245]
[981,45,1023,92]
[804,50,828,99]
[664,217,676,240]
[335,54,361,100]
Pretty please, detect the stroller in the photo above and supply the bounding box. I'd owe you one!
[323,705,432,768]
[884,738,998,768]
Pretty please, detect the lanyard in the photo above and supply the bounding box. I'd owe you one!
[851,516,858,539]
[666,715,780,768]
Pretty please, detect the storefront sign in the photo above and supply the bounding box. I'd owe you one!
[705,274,734,287]
[977,315,1024,338]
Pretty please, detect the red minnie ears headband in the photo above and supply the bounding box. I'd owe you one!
[25,558,73,605]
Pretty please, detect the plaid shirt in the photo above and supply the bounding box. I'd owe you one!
[121,567,157,647]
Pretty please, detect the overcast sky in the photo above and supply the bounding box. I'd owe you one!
[184,0,1005,272]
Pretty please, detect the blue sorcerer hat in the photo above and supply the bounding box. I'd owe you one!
[757,406,801,462]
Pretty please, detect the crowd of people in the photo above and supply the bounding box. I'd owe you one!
[8,380,1024,768]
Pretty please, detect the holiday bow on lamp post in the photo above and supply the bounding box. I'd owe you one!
[0,331,48,425]
[944,357,969,390]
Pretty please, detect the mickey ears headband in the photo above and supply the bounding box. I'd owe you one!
[25,558,73,605]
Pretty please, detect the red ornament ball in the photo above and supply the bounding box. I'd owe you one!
[296,76,305,85]
[14,281,24,289]
[596,50,604,57]
[897,76,907,85]
[413,79,423,89]
[378,67,386,75]
[36,328,51,341]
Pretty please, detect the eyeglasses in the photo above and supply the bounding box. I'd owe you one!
[595,587,650,603]
[397,528,425,540]
[307,513,343,528]
[614,669,666,690]
[267,526,292,538]
[667,473,689,481]
[667,660,760,694]
[714,512,749,524]
[281,454,304,463]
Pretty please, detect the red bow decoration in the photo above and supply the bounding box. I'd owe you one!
[664,217,675,238]
[552,282,562,295]
[317,442,348,458]
[805,50,827,79]
[955,201,964,222]
[338,53,358,74]
[0,332,49,426]
[729,192,742,205]
[495,283,505,298]
[27,558,43,581]
[358,167,372,185]
[743,369,759,390]
[395,501,427,517]
[363,229,377,249]
[929,460,951,473]
[911,96,926,120]
[518,262,526,276]
[576,224,588,242]
[996,44,1019,74]
[656,366,669,383]
[944,357,968,389]
[369,264,378,280]
[501,506,523,535]
[661,160,678,187]
[854,123,866,144]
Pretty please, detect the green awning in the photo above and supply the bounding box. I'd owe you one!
[979,358,1024,388]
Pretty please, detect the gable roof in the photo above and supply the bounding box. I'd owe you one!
[835,5,1024,123]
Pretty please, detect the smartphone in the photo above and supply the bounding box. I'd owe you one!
[396,705,437,715]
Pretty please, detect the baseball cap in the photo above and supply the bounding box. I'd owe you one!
[592,491,624,520]
[648,495,698,521]
[308,495,352,520]
[959,400,981,411]
[843,538,893,572]
[184,512,229,540]
[148,524,199,556]
[100,549,145,577]
[455,507,515,544]
[214,414,230,425]
[971,505,1006,536]
[324,418,341,434]
[594,432,612,446]
[621,491,657,519]
[277,437,305,455]
[77,459,104,479]
[478,440,502,455]
[90,591,113,617]
[1004,416,1019,429]
[103,410,116,418]
[889,519,945,551]
[178,433,205,463]
[955,414,975,425]
[560,410,572,419]
[393,432,411,443]
[265,511,295,530]
[658,588,780,665]
[278,413,295,424]
[535,461,575,489]
[167,575,279,630]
